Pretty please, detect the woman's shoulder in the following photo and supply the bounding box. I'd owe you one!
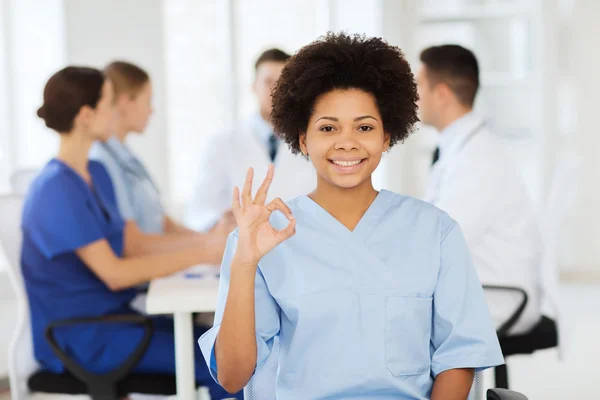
[27,160,74,198]
[383,190,447,213]
[377,190,457,240]
[23,161,85,226]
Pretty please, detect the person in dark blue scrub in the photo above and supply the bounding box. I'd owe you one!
[21,66,240,399]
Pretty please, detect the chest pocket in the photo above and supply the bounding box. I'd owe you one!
[385,296,433,376]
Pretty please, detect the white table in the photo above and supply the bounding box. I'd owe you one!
[146,265,220,400]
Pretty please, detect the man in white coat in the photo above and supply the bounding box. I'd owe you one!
[417,44,542,335]
[186,49,316,232]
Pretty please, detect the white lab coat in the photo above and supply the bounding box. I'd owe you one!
[186,120,317,232]
[424,113,542,335]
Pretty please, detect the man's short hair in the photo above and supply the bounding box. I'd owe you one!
[419,44,480,106]
[255,48,291,70]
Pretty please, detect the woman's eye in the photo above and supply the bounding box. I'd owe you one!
[358,125,373,132]
[320,126,335,132]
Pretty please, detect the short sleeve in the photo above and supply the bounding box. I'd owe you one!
[23,177,105,260]
[430,221,504,377]
[89,144,136,220]
[198,230,281,382]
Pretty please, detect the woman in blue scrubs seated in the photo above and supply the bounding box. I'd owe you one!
[22,66,240,400]
[198,33,504,399]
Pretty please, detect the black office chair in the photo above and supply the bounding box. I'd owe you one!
[483,285,559,389]
[487,388,529,400]
[28,314,196,400]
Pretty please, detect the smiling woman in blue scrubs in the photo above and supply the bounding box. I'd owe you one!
[198,33,504,399]
[22,66,239,399]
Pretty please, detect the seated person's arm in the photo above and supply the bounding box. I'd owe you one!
[76,236,221,291]
[163,215,197,235]
[123,220,232,261]
[431,368,474,400]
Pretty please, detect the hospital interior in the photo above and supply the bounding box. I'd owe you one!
[0,0,598,399]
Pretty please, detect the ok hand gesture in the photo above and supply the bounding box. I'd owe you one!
[232,165,296,266]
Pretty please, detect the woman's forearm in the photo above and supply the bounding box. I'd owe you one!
[124,221,224,262]
[111,247,214,290]
[164,215,197,235]
[431,368,474,400]
[214,258,259,393]
[76,239,221,291]
[135,232,216,256]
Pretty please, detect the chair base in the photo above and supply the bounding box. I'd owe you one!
[28,370,187,397]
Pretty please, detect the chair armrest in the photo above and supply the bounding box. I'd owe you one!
[482,285,528,338]
[44,314,153,400]
[487,388,529,400]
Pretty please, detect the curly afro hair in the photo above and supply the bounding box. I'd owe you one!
[271,32,419,154]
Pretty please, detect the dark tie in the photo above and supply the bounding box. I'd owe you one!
[431,146,440,166]
[268,133,278,162]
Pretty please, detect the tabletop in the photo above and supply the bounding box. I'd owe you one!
[146,264,221,315]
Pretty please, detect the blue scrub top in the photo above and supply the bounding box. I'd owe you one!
[21,159,136,373]
[199,190,504,399]
[90,138,164,234]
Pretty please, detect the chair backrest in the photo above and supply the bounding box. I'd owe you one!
[10,169,39,195]
[243,336,485,400]
[538,152,582,357]
[0,194,38,400]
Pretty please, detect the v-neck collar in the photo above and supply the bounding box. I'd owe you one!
[297,189,392,240]
[51,158,115,225]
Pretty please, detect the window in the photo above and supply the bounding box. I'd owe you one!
[0,1,11,193]
[0,0,66,193]
[163,0,232,205]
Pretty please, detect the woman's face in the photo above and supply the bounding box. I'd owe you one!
[300,89,390,191]
[119,81,154,134]
[87,80,115,141]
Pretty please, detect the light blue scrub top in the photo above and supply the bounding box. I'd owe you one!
[199,190,504,399]
[90,138,164,234]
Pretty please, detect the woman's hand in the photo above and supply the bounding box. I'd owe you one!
[232,165,296,267]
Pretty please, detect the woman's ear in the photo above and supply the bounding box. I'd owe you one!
[299,133,308,156]
[73,105,93,130]
[383,132,391,152]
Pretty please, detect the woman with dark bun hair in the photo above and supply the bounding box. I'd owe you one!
[21,66,240,399]
[198,33,504,399]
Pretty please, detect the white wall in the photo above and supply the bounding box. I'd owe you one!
[64,0,170,201]
[0,0,67,192]
[0,274,16,377]
[564,0,600,272]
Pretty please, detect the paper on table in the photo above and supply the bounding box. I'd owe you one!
[182,264,220,279]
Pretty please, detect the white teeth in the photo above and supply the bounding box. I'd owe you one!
[332,160,361,167]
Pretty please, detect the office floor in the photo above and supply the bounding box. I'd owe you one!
[0,282,597,400]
